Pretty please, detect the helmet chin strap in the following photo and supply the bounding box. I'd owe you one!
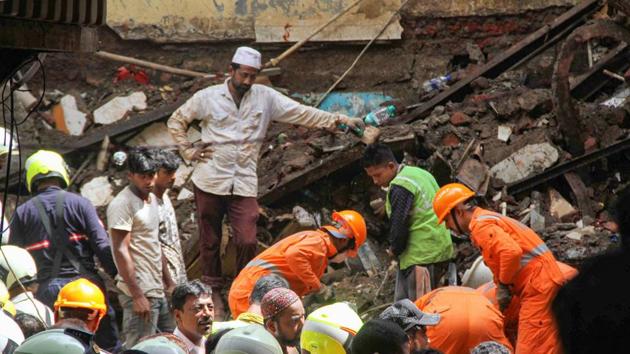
[450,209,467,237]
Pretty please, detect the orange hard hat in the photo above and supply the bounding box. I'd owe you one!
[54,278,107,328]
[329,210,367,257]
[433,183,476,224]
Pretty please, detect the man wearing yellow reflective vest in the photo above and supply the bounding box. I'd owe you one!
[363,144,453,300]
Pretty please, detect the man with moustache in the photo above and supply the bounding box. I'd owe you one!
[261,288,305,354]
[167,46,365,317]
[172,280,214,354]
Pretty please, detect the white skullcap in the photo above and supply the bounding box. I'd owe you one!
[232,47,262,70]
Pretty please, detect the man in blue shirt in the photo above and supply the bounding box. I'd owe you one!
[9,150,120,352]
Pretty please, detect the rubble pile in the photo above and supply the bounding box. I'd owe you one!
[6,2,630,312]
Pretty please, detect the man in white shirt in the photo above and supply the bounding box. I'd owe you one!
[167,46,364,317]
[171,280,214,354]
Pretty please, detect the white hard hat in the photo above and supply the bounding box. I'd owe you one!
[216,324,283,354]
[0,245,38,290]
[0,310,24,349]
[461,256,493,288]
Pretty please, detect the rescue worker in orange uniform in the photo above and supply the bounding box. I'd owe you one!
[477,261,578,347]
[414,286,513,354]
[228,210,366,318]
[433,183,564,354]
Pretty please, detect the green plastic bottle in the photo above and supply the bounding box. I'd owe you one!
[364,105,397,127]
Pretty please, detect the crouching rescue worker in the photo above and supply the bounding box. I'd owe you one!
[414,286,513,354]
[228,210,366,318]
[477,261,578,346]
[9,150,120,352]
[363,144,453,300]
[433,183,564,353]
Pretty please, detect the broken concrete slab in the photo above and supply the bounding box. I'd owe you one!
[497,125,512,142]
[517,88,552,114]
[93,91,147,125]
[177,187,194,201]
[549,188,578,222]
[174,164,194,188]
[293,206,317,228]
[52,95,88,136]
[456,158,489,196]
[128,122,176,147]
[490,143,559,184]
[80,176,114,207]
[565,226,596,241]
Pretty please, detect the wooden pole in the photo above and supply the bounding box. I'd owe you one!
[95,51,216,78]
[263,0,365,68]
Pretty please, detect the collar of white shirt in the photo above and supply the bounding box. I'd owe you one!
[174,327,205,354]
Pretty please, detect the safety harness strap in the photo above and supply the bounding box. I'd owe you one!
[32,191,88,280]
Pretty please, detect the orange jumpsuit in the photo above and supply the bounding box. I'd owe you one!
[469,208,564,354]
[228,230,337,317]
[414,286,513,354]
[477,262,578,346]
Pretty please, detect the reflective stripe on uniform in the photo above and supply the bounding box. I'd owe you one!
[520,243,550,268]
[392,176,431,211]
[475,214,551,268]
[475,214,501,221]
[244,259,279,272]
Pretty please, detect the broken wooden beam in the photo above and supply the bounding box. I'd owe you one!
[564,172,595,225]
[258,133,416,205]
[401,0,601,123]
[507,135,630,194]
[570,43,630,100]
[552,20,630,156]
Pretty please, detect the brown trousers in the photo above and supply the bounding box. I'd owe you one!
[394,261,450,301]
[194,186,259,289]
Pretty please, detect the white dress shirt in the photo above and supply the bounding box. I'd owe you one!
[168,80,343,197]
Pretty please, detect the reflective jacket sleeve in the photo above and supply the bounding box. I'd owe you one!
[284,239,325,294]
[474,223,522,285]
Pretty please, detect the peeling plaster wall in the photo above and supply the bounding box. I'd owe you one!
[405,0,579,17]
[107,0,579,43]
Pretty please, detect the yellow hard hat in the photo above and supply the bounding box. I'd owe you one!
[25,150,70,193]
[301,302,363,354]
[0,280,16,317]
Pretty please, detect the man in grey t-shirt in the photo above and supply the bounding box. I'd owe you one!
[107,149,176,348]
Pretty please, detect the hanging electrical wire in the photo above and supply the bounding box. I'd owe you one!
[0,54,49,327]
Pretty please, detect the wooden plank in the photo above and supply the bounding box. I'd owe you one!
[564,172,595,225]
[258,134,415,205]
[402,0,601,123]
